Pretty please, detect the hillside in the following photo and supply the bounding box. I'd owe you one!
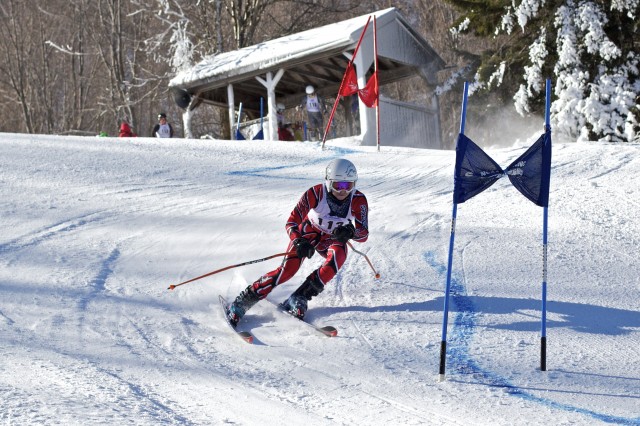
[0,133,639,425]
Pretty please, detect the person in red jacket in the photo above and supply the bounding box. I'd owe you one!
[118,122,136,137]
[225,158,369,327]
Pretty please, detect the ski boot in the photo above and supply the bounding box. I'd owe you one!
[227,286,260,328]
[282,274,324,320]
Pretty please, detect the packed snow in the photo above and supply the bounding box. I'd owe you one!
[1,132,639,425]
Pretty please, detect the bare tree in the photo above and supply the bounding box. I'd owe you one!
[0,0,475,140]
[221,0,274,48]
[0,0,41,133]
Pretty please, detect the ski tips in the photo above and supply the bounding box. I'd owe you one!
[239,332,254,344]
[320,326,338,337]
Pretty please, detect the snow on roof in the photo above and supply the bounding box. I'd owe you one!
[169,8,397,89]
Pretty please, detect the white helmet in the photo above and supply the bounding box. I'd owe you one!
[325,158,357,193]
[306,85,315,95]
[276,103,285,112]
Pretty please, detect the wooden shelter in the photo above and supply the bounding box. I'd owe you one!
[169,7,445,148]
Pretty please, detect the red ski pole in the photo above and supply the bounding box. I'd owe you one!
[347,241,380,279]
[168,250,296,290]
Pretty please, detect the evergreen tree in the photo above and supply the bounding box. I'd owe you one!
[443,0,640,142]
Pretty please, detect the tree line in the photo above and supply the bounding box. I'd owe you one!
[0,1,380,138]
[1,0,637,143]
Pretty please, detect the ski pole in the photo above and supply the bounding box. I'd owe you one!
[347,241,380,279]
[168,250,296,290]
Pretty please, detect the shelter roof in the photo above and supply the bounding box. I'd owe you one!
[169,8,445,114]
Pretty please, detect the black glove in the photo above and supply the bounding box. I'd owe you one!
[332,223,355,243]
[293,238,314,259]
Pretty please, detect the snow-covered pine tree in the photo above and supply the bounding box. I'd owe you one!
[443,0,640,142]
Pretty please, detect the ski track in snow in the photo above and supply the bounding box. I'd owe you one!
[0,211,111,259]
[0,135,639,425]
[424,249,640,425]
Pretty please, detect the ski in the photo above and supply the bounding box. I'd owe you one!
[267,299,338,337]
[218,295,254,344]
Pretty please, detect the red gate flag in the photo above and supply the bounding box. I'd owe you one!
[359,71,379,107]
[339,64,359,97]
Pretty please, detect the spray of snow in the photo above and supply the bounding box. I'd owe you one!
[456,0,640,142]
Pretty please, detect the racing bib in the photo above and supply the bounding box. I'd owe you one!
[307,187,354,233]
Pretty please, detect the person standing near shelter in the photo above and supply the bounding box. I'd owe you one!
[152,113,174,138]
[276,103,286,128]
[224,158,369,327]
[118,122,136,137]
[277,103,294,141]
[299,85,326,141]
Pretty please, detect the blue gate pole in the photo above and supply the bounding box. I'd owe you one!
[541,78,551,371]
[439,82,469,382]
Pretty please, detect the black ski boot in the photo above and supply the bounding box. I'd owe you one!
[227,285,260,327]
[282,273,324,320]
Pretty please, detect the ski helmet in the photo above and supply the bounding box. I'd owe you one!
[276,103,285,112]
[325,158,357,193]
[306,85,315,95]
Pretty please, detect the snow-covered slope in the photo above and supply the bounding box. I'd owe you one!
[0,133,638,425]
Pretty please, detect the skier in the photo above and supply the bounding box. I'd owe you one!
[299,85,326,140]
[226,158,369,327]
[152,113,174,138]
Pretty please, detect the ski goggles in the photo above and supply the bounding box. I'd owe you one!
[330,181,355,192]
